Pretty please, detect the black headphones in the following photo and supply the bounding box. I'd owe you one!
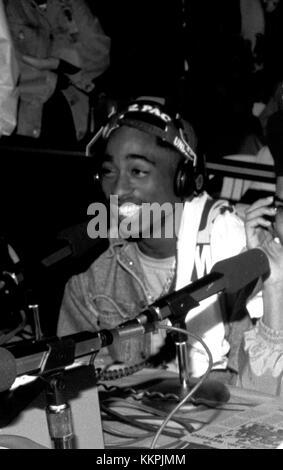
[87,98,206,200]
[174,156,205,200]
[168,115,205,199]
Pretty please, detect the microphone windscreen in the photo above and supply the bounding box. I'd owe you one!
[211,249,270,294]
[56,221,109,262]
[0,347,17,393]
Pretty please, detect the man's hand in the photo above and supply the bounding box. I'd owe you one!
[21,55,60,71]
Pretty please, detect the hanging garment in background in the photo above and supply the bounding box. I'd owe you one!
[0,0,19,137]
[240,0,265,60]
[4,0,110,141]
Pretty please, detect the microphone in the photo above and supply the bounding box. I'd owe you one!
[0,348,17,393]
[116,248,270,337]
[0,248,270,393]
[41,221,108,269]
[0,329,116,393]
[0,223,108,295]
[211,248,269,293]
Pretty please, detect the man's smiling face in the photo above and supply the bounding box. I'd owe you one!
[100,125,183,239]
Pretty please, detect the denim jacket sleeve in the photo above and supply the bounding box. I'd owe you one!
[57,271,100,337]
[0,0,19,136]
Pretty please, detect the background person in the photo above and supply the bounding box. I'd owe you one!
[3,0,110,148]
[238,168,283,395]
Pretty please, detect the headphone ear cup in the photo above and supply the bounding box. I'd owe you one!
[194,172,205,194]
[174,160,195,199]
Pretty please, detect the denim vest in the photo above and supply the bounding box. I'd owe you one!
[58,240,153,366]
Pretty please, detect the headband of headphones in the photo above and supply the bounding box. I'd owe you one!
[86,98,197,167]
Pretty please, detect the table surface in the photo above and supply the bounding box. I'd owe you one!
[0,366,281,450]
[98,368,282,450]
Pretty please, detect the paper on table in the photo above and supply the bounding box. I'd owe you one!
[183,402,283,449]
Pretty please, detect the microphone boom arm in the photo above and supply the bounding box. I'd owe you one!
[2,329,115,382]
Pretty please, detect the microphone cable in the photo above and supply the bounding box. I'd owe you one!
[95,359,151,382]
[99,323,214,449]
[100,399,189,449]
[150,323,213,449]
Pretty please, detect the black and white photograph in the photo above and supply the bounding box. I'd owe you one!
[0,0,283,452]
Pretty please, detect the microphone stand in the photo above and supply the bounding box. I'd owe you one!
[143,294,230,410]
[28,290,74,449]
[35,334,80,449]
[173,321,192,394]
[0,328,113,448]
[45,374,74,449]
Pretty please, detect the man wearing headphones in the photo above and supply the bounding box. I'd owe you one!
[57,97,250,381]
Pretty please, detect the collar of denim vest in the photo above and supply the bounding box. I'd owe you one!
[107,237,138,261]
[107,238,147,294]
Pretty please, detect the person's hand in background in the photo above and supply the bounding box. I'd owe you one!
[245,195,283,330]
[245,196,276,249]
[21,55,60,71]
[21,55,80,75]
[18,55,80,99]
[245,195,283,284]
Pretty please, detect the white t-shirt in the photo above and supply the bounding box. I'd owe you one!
[175,194,253,378]
[134,244,176,355]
